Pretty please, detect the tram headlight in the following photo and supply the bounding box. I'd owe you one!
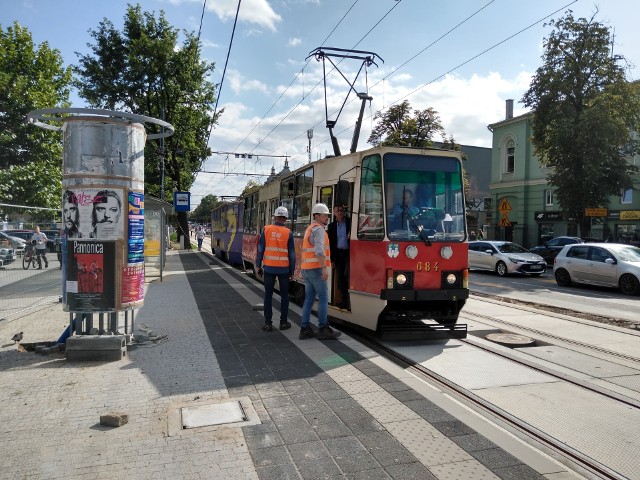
[440,246,453,259]
[445,273,457,285]
[396,273,407,286]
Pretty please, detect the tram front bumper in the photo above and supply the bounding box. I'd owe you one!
[380,288,469,302]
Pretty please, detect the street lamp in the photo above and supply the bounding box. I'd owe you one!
[307,128,313,164]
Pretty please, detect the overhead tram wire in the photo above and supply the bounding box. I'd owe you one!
[378,0,579,114]
[218,0,402,172]
[282,0,579,158]
[197,0,362,195]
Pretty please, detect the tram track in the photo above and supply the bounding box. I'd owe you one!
[461,294,640,367]
[347,327,632,480]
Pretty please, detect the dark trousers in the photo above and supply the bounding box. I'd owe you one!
[263,272,290,324]
[35,249,48,267]
[334,249,350,307]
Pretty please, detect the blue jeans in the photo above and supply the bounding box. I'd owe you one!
[301,268,328,328]
[263,273,290,324]
[197,237,203,249]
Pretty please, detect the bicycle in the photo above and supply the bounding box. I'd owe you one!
[22,244,38,269]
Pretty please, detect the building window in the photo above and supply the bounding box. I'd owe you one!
[501,136,516,174]
[545,190,554,207]
[621,188,632,204]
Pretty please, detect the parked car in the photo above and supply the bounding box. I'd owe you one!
[529,236,584,264]
[6,229,58,252]
[553,243,640,295]
[0,231,26,256]
[468,240,547,276]
[0,246,16,266]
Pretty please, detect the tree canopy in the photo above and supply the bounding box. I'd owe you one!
[0,21,72,208]
[74,4,220,242]
[190,194,219,223]
[522,9,640,235]
[367,100,445,147]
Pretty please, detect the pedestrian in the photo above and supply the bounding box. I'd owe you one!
[328,205,350,310]
[196,225,205,251]
[300,203,341,340]
[256,206,295,331]
[477,229,484,240]
[31,226,49,269]
[469,230,476,241]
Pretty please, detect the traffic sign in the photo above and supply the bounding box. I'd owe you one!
[498,197,511,214]
[498,216,511,227]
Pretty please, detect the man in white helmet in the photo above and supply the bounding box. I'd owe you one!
[256,206,295,331]
[299,203,341,340]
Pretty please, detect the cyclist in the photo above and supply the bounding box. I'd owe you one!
[31,226,49,269]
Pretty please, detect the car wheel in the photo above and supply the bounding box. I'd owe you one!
[554,268,572,287]
[619,274,640,296]
[495,261,508,277]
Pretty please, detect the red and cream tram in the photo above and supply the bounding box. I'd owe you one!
[238,145,469,337]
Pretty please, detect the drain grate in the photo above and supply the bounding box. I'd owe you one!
[181,401,247,429]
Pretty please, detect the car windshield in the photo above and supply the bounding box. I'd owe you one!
[614,246,640,262]
[496,242,529,254]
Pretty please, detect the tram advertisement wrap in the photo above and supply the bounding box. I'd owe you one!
[65,240,116,312]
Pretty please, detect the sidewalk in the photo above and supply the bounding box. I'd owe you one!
[0,250,578,480]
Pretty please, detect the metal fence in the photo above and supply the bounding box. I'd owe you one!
[1,202,63,321]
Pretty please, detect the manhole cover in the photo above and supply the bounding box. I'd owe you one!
[485,333,535,348]
[181,401,247,429]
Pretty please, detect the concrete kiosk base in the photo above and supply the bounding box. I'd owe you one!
[66,335,127,362]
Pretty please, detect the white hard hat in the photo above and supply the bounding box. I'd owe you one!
[311,203,330,215]
[274,206,288,218]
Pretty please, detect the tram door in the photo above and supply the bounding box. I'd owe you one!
[330,181,353,308]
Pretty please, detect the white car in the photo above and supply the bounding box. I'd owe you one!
[468,241,547,276]
[553,243,640,295]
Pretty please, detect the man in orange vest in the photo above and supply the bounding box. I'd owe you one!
[256,206,295,331]
[300,203,341,340]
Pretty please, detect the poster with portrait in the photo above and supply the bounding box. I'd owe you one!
[61,188,124,240]
[65,240,116,312]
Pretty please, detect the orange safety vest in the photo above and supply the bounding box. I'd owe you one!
[301,222,330,270]
[263,224,291,268]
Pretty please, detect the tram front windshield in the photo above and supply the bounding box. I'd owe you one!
[384,153,465,242]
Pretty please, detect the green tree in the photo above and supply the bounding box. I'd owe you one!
[522,10,640,236]
[368,101,471,205]
[191,194,219,223]
[367,100,445,147]
[241,179,261,196]
[0,22,72,208]
[74,4,220,246]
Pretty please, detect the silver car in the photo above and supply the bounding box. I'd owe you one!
[0,231,26,256]
[553,243,640,295]
[468,241,547,276]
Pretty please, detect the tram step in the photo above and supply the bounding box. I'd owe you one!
[379,323,467,340]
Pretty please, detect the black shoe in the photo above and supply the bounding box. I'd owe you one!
[262,323,273,332]
[318,325,341,340]
[299,326,315,339]
[279,321,291,330]
[45,264,49,268]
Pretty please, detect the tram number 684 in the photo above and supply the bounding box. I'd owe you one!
[416,261,439,272]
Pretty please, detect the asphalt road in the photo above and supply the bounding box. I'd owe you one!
[468,269,639,323]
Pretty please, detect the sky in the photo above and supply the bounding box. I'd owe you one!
[3,0,640,209]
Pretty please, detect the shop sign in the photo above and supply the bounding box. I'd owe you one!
[534,211,563,221]
[585,207,607,217]
[620,210,640,221]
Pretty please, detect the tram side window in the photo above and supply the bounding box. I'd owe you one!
[280,177,294,230]
[358,154,384,240]
[244,193,258,235]
[293,168,313,236]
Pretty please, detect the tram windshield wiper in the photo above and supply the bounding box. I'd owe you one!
[403,207,432,246]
